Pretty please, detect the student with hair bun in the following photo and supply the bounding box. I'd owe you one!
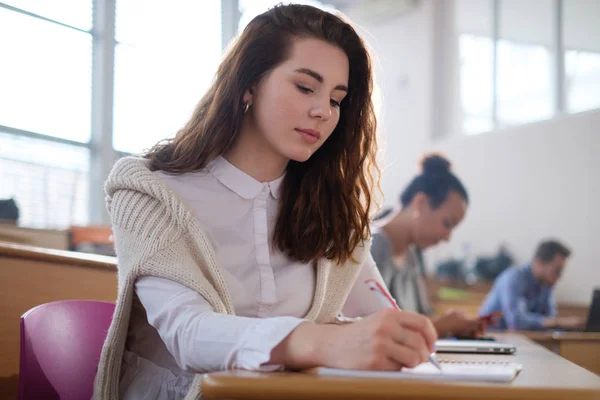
[372,154,483,338]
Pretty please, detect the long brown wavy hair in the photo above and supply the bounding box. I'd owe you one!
[145,4,380,265]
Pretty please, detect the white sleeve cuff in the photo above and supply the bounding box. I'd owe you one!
[335,314,363,324]
[228,317,307,370]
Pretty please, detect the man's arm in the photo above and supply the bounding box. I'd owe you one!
[499,273,548,330]
[541,293,585,330]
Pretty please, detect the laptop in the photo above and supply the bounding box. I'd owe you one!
[581,288,600,332]
[435,339,517,354]
[549,288,600,333]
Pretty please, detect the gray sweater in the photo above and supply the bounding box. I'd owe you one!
[371,230,434,315]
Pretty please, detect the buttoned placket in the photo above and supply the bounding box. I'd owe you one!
[254,184,277,317]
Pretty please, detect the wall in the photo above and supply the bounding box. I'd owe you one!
[432,109,600,305]
[348,0,436,209]
[347,1,599,305]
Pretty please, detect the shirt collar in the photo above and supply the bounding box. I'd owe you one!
[207,156,283,200]
[268,175,283,199]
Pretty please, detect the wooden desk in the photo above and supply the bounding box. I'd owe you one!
[0,223,69,250]
[425,278,589,320]
[521,331,600,375]
[0,241,117,398]
[202,333,600,400]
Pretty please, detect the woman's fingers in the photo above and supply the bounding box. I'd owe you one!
[391,326,430,362]
[391,311,438,350]
[384,338,427,368]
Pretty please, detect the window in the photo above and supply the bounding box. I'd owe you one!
[112,1,222,154]
[0,1,228,229]
[565,51,600,113]
[564,0,600,113]
[0,2,93,229]
[456,0,494,135]
[459,35,494,134]
[453,0,599,136]
[0,5,92,142]
[496,40,553,126]
[0,131,89,228]
[496,0,553,127]
[1,0,92,30]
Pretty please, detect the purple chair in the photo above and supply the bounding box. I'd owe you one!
[18,300,115,400]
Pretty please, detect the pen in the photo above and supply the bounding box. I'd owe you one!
[365,279,443,372]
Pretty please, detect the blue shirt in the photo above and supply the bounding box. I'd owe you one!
[479,264,556,330]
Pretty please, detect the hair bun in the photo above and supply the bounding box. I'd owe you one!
[420,153,451,174]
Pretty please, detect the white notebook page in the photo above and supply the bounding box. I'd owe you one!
[314,361,522,383]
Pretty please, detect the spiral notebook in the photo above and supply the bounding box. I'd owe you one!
[312,360,522,383]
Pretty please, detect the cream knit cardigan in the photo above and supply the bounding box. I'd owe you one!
[93,157,369,400]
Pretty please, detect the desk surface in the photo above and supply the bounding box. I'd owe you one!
[520,331,600,375]
[520,331,600,341]
[202,333,600,400]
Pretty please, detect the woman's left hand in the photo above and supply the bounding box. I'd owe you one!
[432,309,484,338]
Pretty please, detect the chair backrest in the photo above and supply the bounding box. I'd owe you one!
[18,300,115,400]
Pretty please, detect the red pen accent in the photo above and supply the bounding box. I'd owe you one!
[365,279,399,309]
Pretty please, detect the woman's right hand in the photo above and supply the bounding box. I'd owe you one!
[316,309,438,370]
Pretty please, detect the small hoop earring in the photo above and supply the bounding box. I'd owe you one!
[243,102,250,114]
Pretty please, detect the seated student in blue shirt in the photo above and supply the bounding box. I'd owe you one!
[479,240,585,331]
